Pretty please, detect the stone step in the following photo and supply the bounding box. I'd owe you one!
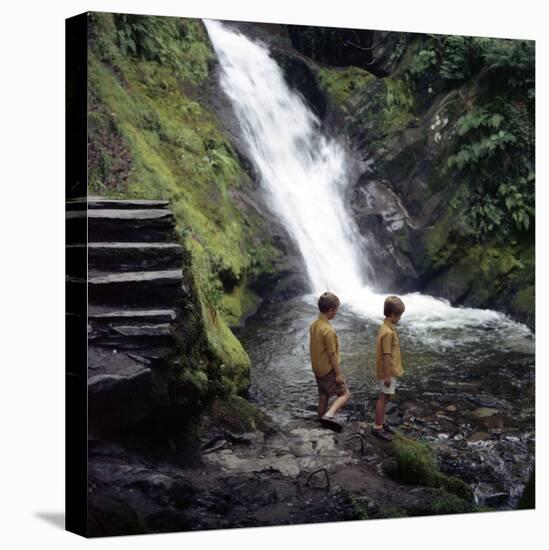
[67,197,170,211]
[67,209,176,243]
[87,269,184,306]
[88,322,174,348]
[88,365,160,431]
[85,242,184,271]
[88,308,177,325]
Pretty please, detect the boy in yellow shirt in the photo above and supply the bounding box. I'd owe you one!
[309,292,351,431]
[372,296,405,442]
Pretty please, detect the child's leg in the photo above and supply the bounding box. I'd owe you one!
[318,393,329,418]
[374,393,391,428]
[325,385,351,417]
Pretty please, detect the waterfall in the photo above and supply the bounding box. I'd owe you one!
[204,19,532,336]
[204,19,368,297]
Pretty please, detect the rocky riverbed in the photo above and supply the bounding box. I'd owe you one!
[88,294,534,536]
[239,296,535,510]
[88,409,478,536]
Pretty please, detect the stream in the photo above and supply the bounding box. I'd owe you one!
[238,295,535,508]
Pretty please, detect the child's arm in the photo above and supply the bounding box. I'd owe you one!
[328,351,344,384]
[380,333,393,387]
[324,329,344,383]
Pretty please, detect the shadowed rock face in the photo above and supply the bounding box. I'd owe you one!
[286,25,409,77]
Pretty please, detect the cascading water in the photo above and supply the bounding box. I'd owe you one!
[204,19,532,339]
[204,19,369,298]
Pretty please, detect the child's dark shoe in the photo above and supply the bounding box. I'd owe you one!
[383,422,396,434]
[371,428,392,442]
[320,415,343,432]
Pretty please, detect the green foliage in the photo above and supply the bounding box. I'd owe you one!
[112,14,213,84]
[409,47,437,75]
[483,39,535,98]
[409,35,535,240]
[409,35,533,87]
[384,78,415,132]
[448,108,515,170]
[409,35,484,82]
[447,105,534,237]
[317,66,375,107]
[406,33,534,241]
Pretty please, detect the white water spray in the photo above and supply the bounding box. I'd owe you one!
[204,20,532,338]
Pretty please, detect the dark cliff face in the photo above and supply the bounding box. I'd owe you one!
[287,25,409,77]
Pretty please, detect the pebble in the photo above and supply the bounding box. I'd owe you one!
[445,405,458,413]
[468,432,491,442]
[469,432,490,443]
[472,407,499,418]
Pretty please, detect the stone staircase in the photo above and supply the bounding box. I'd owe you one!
[67,197,188,432]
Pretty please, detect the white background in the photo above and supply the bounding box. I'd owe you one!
[1,0,546,548]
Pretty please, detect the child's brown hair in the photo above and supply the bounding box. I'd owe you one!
[318,292,340,313]
[384,295,405,317]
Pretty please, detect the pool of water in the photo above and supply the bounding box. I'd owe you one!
[239,295,535,507]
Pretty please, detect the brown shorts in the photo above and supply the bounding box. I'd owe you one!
[315,370,347,397]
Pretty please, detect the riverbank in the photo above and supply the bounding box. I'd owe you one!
[88,395,489,536]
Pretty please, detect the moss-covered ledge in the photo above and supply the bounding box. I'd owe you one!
[87,13,291,395]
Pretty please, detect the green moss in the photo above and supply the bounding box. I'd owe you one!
[474,505,497,513]
[388,435,473,504]
[389,434,440,487]
[440,475,475,503]
[375,506,408,519]
[221,284,261,327]
[429,489,474,515]
[347,496,369,520]
[512,285,534,317]
[206,395,274,433]
[87,13,285,391]
[317,66,375,107]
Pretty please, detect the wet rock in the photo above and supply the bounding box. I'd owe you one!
[472,407,499,418]
[484,492,510,507]
[88,493,146,537]
[468,432,491,443]
[484,415,505,430]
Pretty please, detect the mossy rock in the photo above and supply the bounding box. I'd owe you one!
[440,475,475,503]
[388,435,473,504]
[388,434,440,487]
[429,489,475,515]
[205,395,275,434]
[512,285,535,326]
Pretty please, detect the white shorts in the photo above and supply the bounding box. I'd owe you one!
[378,376,397,395]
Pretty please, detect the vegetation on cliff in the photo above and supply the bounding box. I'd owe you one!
[87,13,284,396]
[315,32,534,326]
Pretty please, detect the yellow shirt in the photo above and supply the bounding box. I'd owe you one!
[376,319,404,379]
[309,313,340,377]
